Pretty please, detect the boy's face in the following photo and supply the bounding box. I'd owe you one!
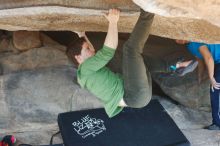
[75,42,95,64]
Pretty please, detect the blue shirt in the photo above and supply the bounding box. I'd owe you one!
[187,42,220,64]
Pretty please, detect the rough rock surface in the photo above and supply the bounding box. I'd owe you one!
[0,66,102,134]
[0,1,218,43]
[1,31,210,110]
[0,31,217,145]
[0,66,218,145]
[152,72,210,111]
[0,31,15,53]
[13,31,42,51]
[142,36,210,111]
[0,46,69,74]
[0,39,10,52]
[158,97,220,146]
[133,0,220,28]
[0,0,138,11]
[127,34,210,111]
[0,33,68,74]
[0,31,211,112]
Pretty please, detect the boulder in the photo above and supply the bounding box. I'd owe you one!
[142,36,211,111]
[0,31,15,53]
[0,66,102,134]
[152,72,210,111]
[0,39,10,52]
[0,46,69,74]
[133,0,220,27]
[0,1,218,43]
[40,33,66,51]
[0,32,217,145]
[13,31,42,51]
[0,31,212,111]
[158,96,220,146]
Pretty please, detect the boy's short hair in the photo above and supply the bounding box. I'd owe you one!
[66,37,86,67]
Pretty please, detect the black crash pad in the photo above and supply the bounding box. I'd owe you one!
[15,144,63,146]
[58,99,190,146]
[39,144,64,146]
[18,144,63,146]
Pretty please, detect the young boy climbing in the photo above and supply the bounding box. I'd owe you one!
[66,8,155,118]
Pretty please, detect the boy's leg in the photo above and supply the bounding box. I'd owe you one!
[122,10,154,107]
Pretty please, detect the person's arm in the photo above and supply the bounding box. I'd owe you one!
[79,9,120,73]
[74,31,95,52]
[83,33,95,52]
[103,9,119,50]
[199,45,220,90]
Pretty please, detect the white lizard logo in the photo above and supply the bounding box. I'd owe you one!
[72,115,106,139]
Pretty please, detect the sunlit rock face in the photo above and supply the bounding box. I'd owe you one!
[133,0,220,43]
[0,0,219,43]
[133,0,220,27]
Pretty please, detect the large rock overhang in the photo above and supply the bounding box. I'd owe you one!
[0,0,219,43]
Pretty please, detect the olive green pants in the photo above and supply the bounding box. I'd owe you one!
[123,10,155,107]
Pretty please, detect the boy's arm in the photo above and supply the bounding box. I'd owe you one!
[199,45,220,90]
[103,9,119,50]
[80,9,120,73]
[84,33,95,52]
[75,31,95,52]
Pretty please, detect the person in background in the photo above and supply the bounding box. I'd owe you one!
[176,40,220,130]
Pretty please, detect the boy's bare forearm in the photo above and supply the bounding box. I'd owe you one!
[103,9,120,50]
[84,33,95,52]
[104,22,118,49]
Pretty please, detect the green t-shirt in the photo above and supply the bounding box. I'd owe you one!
[77,45,124,118]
